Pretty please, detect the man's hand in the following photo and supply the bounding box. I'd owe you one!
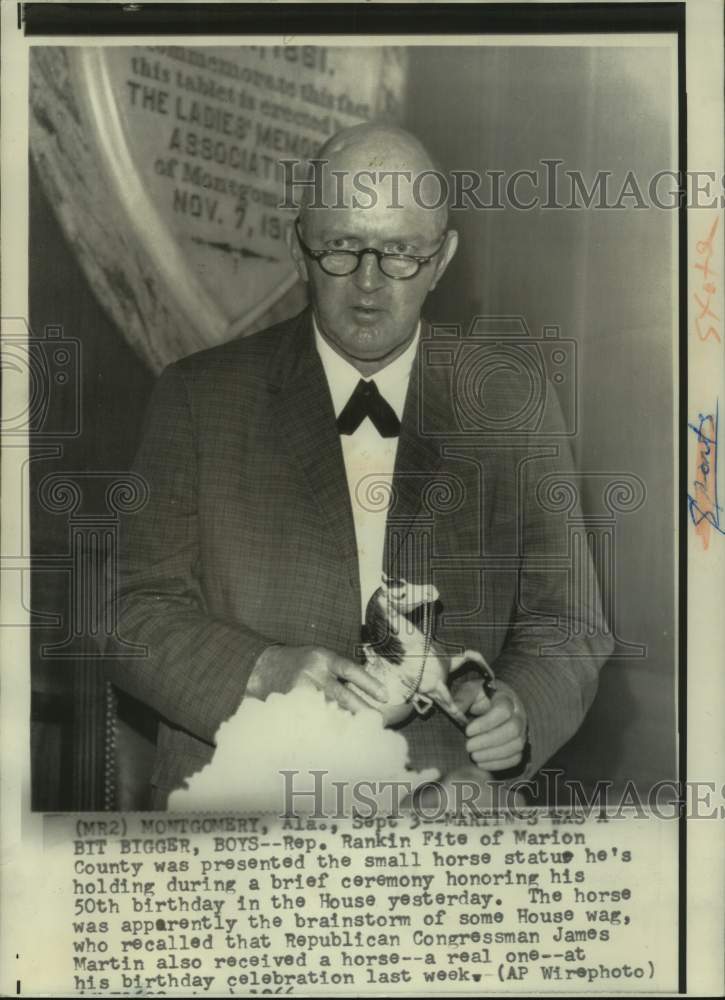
[247,644,388,714]
[453,678,528,771]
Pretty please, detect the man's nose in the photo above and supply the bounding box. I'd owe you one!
[354,251,385,292]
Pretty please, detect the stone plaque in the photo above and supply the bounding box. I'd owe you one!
[30,45,407,371]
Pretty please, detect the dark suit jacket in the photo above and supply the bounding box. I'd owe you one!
[110,307,613,805]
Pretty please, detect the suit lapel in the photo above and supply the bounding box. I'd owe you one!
[386,321,450,575]
[269,310,361,600]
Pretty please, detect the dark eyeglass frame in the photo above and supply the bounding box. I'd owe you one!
[294,219,447,280]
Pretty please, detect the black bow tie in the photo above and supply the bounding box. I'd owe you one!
[337,379,401,438]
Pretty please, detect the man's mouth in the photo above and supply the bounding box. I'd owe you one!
[351,303,384,320]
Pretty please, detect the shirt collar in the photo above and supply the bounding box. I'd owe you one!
[313,314,420,420]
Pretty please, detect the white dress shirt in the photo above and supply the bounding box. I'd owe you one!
[314,317,420,621]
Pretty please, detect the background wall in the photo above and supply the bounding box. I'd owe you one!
[30,43,678,808]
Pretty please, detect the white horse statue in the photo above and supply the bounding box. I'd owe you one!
[352,574,495,727]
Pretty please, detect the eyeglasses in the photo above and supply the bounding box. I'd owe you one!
[294,219,446,280]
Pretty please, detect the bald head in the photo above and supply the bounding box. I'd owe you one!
[316,122,439,170]
[298,122,449,230]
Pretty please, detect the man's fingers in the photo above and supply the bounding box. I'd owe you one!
[470,737,524,763]
[297,668,325,691]
[296,652,388,713]
[467,691,493,716]
[454,679,499,716]
[467,692,512,723]
[454,680,490,715]
[330,658,388,703]
[466,717,524,753]
[473,753,523,772]
[465,697,517,736]
[461,680,528,773]
[332,680,380,715]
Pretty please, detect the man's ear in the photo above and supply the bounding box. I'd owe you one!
[286,220,309,283]
[429,229,458,291]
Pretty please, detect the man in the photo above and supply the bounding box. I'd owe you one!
[111,124,612,808]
